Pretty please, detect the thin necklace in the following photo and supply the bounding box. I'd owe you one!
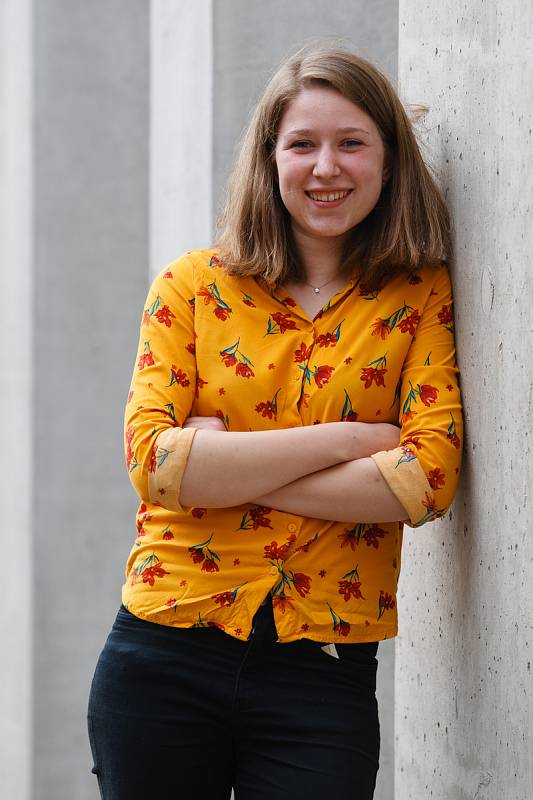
[302,275,340,294]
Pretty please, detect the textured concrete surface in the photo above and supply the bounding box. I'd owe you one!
[0,3,33,798]
[33,2,149,798]
[150,0,213,273]
[397,3,532,799]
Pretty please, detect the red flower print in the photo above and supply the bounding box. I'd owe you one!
[292,572,312,599]
[191,507,207,518]
[328,604,351,637]
[202,557,219,573]
[163,270,173,279]
[398,309,420,335]
[222,353,237,368]
[212,590,236,607]
[272,595,295,613]
[370,318,390,339]
[189,535,220,572]
[218,387,225,395]
[360,366,387,389]
[446,383,453,391]
[148,443,157,474]
[162,527,174,540]
[137,350,155,370]
[169,365,190,387]
[239,506,273,532]
[438,304,453,325]
[337,524,365,550]
[190,549,204,565]
[428,467,446,490]
[268,363,276,370]
[403,435,422,450]
[319,569,327,578]
[378,590,396,620]
[186,341,196,354]
[233,558,240,566]
[419,384,439,406]
[448,432,461,449]
[316,332,337,347]
[256,400,276,419]
[155,304,176,327]
[195,377,208,398]
[268,312,299,334]
[282,296,297,308]
[214,306,231,321]
[264,540,290,561]
[141,562,170,587]
[338,579,365,602]
[241,290,256,307]
[294,342,312,363]
[179,579,187,587]
[362,524,386,549]
[400,409,416,425]
[297,392,310,409]
[300,623,310,632]
[314,365,334,388]
[166,598,177,607]
[344,356,352,364]
[235,362,254,378]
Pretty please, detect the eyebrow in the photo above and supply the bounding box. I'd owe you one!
[283,127,371,136]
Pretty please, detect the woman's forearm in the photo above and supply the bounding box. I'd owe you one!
[251,457,410,523]
[179,422,398,508]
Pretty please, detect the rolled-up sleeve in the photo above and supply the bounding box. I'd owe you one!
[371,265,463,527]
[124,254,198,512]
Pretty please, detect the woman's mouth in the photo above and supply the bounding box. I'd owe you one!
[305,189,353,207]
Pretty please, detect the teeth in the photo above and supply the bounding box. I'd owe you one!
[308,190,350,202]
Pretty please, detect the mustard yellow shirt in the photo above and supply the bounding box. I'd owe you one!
[123,248,463,643]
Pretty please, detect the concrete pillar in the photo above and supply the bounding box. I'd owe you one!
[396,3,532,798]
[151,4,398,799]
[1,2,33,797]
[1,2,149,798]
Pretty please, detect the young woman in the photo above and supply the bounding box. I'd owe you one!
[87,45,463,799]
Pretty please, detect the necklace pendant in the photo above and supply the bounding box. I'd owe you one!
[314,287,320,293]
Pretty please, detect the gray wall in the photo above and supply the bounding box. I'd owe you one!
[33,2,149,799]
[396,2,532,798]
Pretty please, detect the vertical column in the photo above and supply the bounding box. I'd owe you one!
[397,2,532,798]
[0,2,33,798]
[150,0,213,276]
[33,3,149,798]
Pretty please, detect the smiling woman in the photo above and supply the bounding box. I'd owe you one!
[87,44,463,800]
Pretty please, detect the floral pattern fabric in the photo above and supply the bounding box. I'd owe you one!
[122,249,463,643]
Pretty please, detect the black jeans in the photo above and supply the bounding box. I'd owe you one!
[87,598,380,799]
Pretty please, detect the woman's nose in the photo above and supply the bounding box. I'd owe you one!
[312,146,341,178]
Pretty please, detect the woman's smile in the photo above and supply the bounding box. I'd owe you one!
[275,85,387,249]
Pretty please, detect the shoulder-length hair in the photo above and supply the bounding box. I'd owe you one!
[215,45,451,291]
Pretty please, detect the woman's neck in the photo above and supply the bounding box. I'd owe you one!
[291,229,345,286]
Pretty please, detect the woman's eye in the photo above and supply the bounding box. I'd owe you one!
[290,141,312,149]
[343,139,363,147]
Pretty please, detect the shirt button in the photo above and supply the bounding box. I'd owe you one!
[287,523,297,532]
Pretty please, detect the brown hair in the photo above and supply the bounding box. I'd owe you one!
[215,45,451,291]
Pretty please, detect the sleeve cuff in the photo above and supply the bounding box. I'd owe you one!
[148,426,197,513]
[371,446,438,527]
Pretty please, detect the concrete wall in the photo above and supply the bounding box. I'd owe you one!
[0,2,33,798]
[396,3,533,799]
[33,2,149,799]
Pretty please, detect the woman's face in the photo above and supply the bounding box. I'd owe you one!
[274,86,388,250]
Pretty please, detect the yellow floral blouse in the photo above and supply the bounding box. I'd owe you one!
[123,248,463,643]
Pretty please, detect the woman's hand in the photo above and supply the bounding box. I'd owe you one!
[343,421,401,460]
[182,415,227,432]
